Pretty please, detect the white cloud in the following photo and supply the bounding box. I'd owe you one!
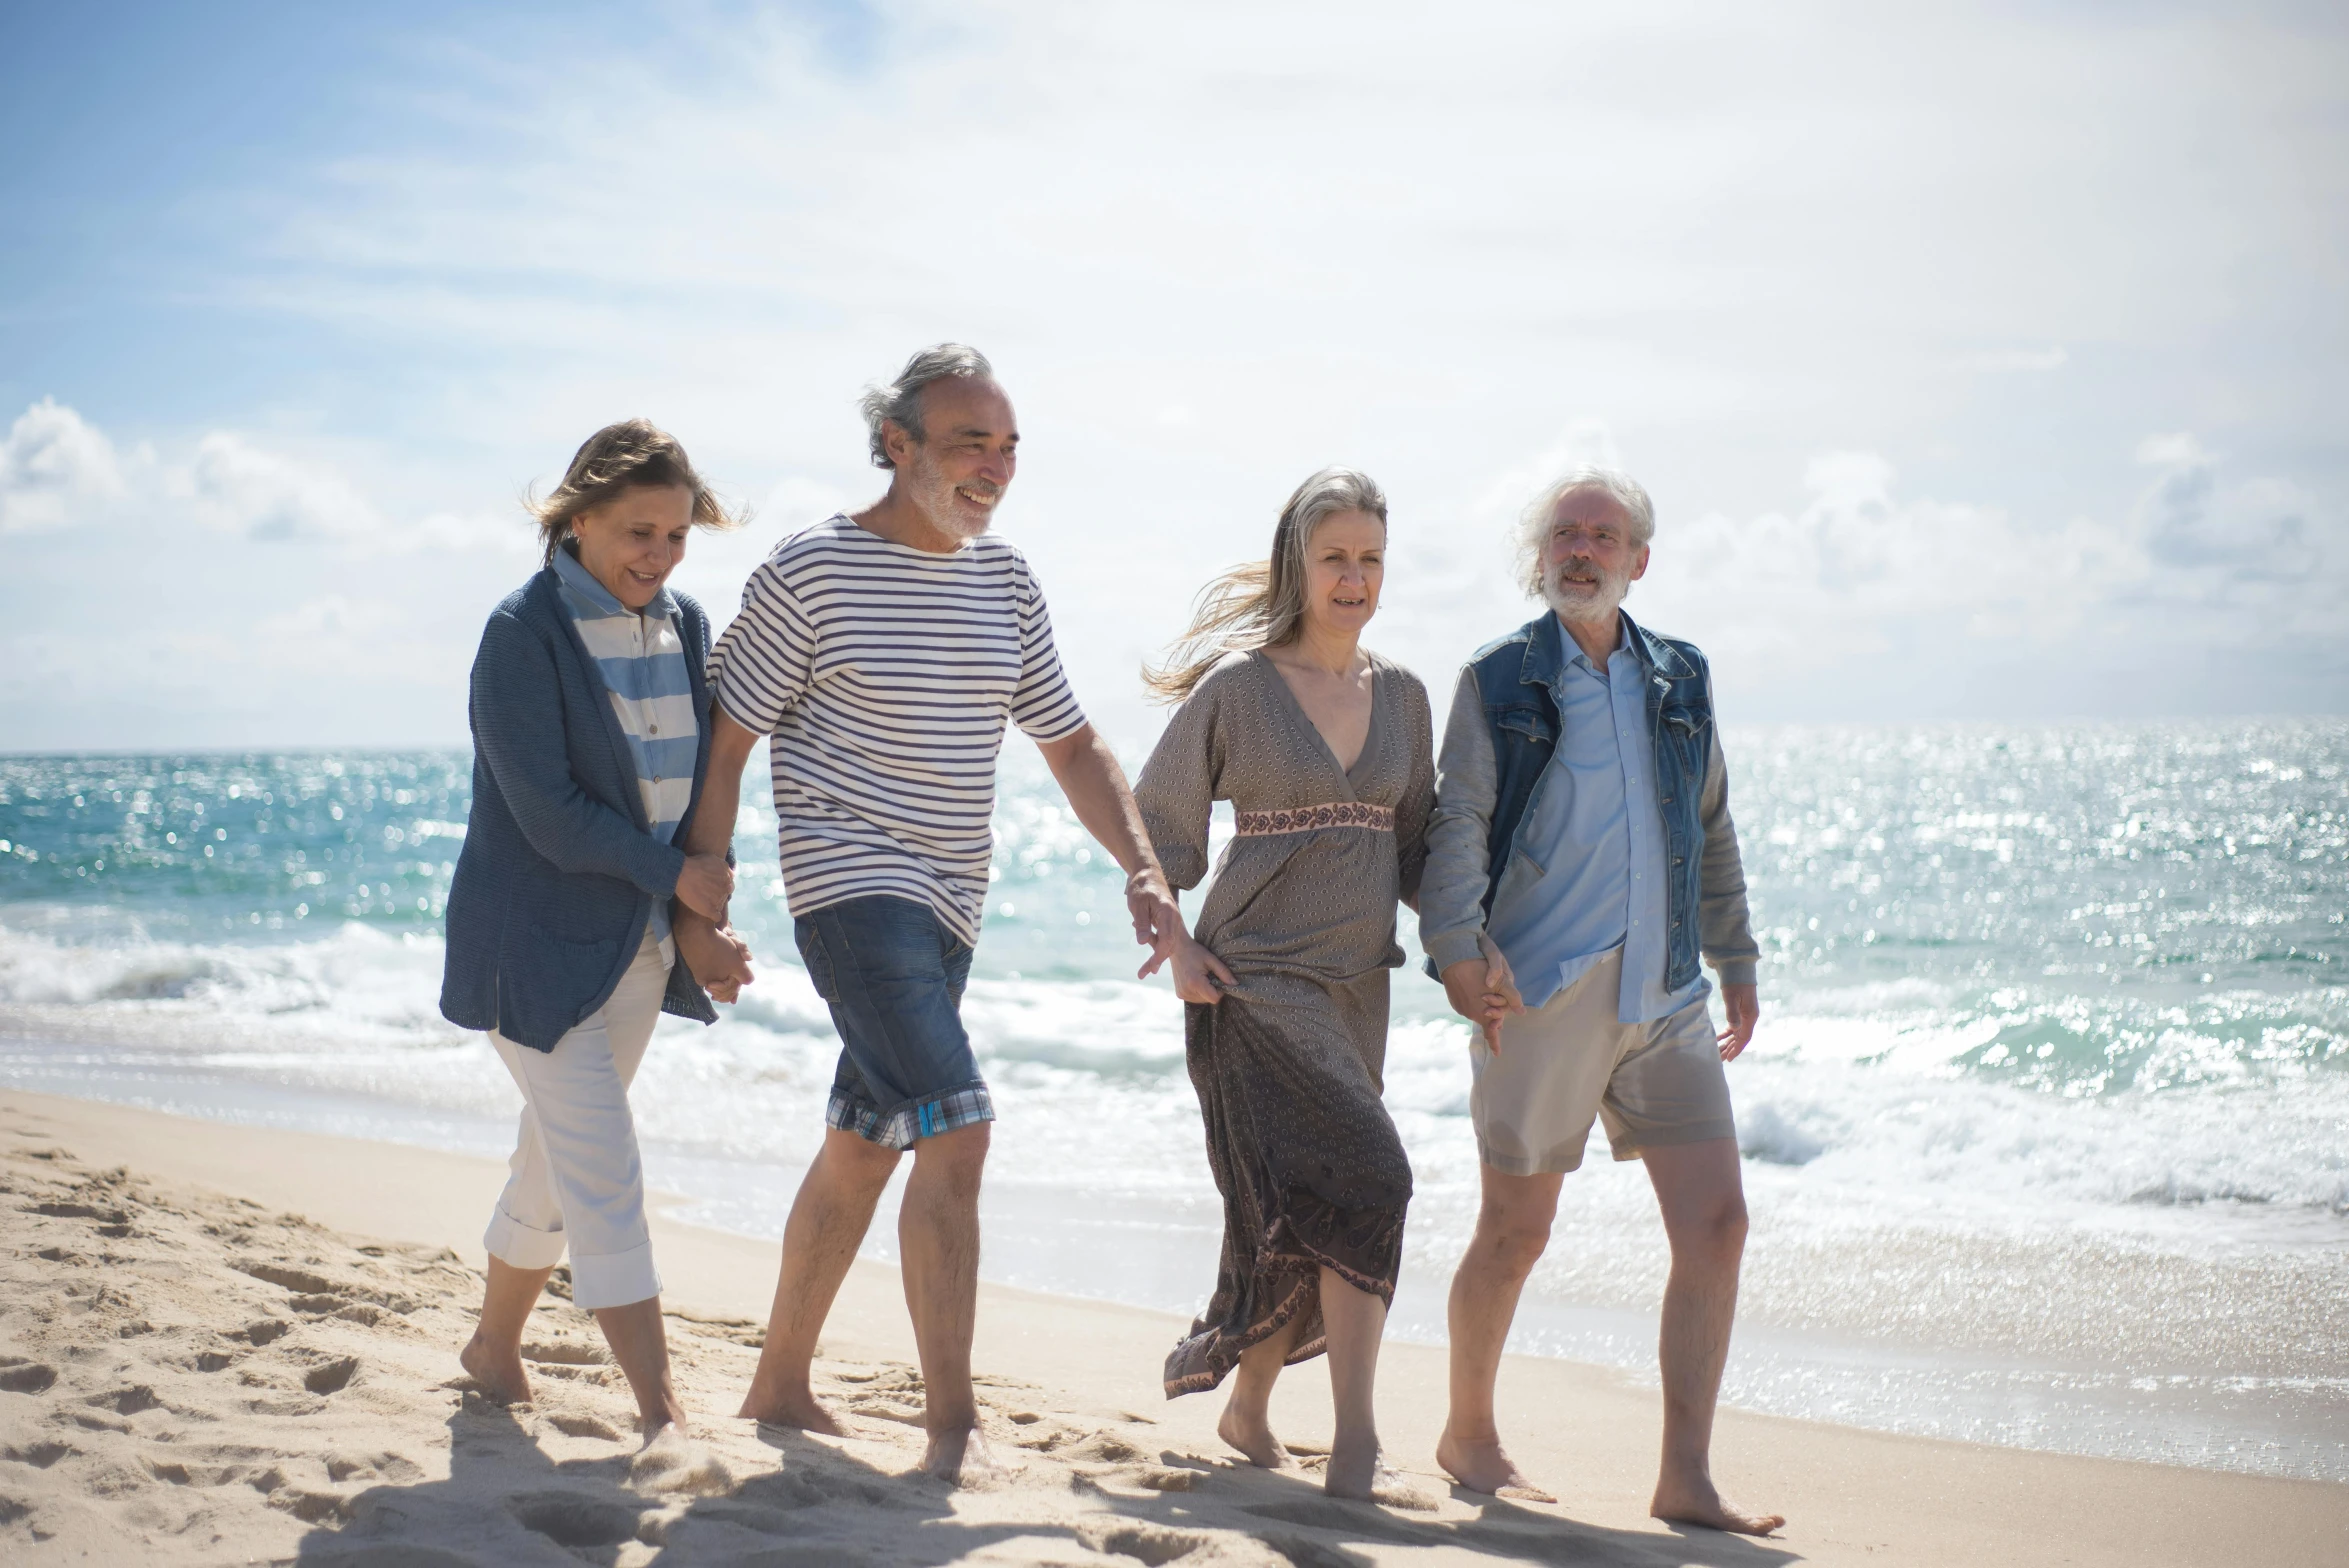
[2132,435,2321,585]
[2135,432,2210,467]
[178,431,381,541]
[1959,347,2069,373]
[10,5,2348,742]
[1628,436,2343,693]
[0,398,126,533]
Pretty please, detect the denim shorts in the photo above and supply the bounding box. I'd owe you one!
[794,894,994,1151]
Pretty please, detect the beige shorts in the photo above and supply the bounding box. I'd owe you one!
[1469,946,1736,1175]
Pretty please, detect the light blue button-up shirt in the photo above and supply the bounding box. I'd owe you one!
[1487,615,1710,1022]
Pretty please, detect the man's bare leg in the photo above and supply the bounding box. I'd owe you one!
[1436,1165,1562,1503]
[1318,1266,1392,1499]
[459,1255,556,1405]
[738,1128,900,1431]
[1642,1137,1782,1536]
[896,1122,1006,1483]
[1217,1300,1302,1467]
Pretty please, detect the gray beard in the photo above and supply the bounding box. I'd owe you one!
[905,452,995,540]
[1541,565,1631,623]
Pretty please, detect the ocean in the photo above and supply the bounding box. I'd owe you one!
[1,720,2343,1480]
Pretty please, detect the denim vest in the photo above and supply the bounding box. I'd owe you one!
[1468,611,1717,993]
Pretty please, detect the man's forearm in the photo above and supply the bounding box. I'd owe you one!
[1040,725,1165,884]
[1697,728,1760,984]
[1419,668,1500,972]
[679,708,762,923]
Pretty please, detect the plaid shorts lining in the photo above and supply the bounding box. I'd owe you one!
[826,1082,996,1152]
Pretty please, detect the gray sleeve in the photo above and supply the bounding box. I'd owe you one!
[1133,682,1221,894]
[1698,723,1761,987]
[1417,665,1500,974]
[1392,677,1437,906]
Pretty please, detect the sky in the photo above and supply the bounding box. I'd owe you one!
[3,0,2345,752]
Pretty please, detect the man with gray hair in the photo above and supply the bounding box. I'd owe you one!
[679,344,1185,1483]
[1419,467,1780,1534]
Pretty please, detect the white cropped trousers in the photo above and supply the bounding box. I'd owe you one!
[482,930,672,1310]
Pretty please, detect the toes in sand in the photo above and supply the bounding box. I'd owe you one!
[922,1424,1020,1488]
[456,1336,532,1406]
[1434,1428,1557,1504]
[1653,1479,1786,1537]
[738,1389,848,1437]
[1214,1405,1293,1470]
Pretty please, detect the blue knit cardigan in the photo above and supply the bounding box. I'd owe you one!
[440,568,720,1051]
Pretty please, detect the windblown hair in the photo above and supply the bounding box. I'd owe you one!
[1144,467,1388,704]
[859,343,995,470]
[1512,465,1655,597]
[528,419,741,566]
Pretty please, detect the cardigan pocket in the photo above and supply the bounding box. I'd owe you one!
[501,922,624,1043]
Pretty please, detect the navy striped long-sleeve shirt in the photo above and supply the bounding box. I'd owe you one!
[707,516,1088,946]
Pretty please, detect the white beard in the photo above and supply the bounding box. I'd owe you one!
[904,448,996,540]
[1540,558,1632,622]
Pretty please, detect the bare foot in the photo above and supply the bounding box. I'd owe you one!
[458,1335,532,1405]
[1217,1403,1293,1469]
[1322,1433,1379,1499]
[1324,1441,1436,1509]
[1435,1427,1557,1503]
[631,1424,734,1496]
[922,1424,1018,1488]
[737,1383,846,1436]
[1653,1473,1785,1536]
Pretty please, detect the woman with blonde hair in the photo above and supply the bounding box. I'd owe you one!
[440,418,749,1448]
[1134,467,1435,1499]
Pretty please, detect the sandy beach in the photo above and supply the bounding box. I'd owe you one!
[0,1089,2339,1566]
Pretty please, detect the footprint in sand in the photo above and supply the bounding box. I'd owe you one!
[504,1488,651,1549]
[0,1358,58,1394]
[302,1356,360,1395]
[629,1428,737,1496]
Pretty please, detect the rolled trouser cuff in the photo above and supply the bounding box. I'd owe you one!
[569,1240,662,1310]
[483,1207,569,1272]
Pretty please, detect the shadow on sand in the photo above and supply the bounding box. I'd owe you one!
[290,1398,1803,1567]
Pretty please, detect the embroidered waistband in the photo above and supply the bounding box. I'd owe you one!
[1233,802,1395,837]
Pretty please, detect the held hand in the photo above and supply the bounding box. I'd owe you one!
[1477,930,1525,1017]
[1169,936,1237,1006]
[675,913,754,1003]
[674,853,735,922]
[1717,983,1760,1061]
[1126,867,1186,981]
[1441,938,1525,1053]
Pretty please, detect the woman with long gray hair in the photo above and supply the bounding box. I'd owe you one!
[1134,467,1435,1499]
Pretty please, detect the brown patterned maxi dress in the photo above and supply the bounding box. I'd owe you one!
[1134,649,1435,1396]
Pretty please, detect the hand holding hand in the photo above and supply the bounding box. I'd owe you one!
[675,912,754,1003]
[1716,982,1759,1061]
[1441,932,1525,1051]
[674,853,735,922]
[1127,867,1186,981]
[1170,936,1237,1005]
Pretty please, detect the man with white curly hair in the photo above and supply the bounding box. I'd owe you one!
[1418,466,1780,1535]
